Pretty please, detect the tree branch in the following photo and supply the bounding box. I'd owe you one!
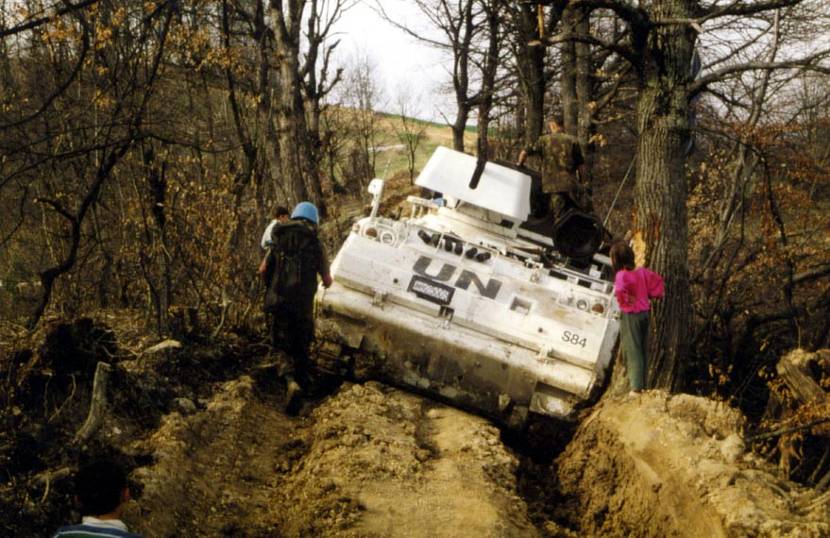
[746,417,830,443]
[564,0,647,26]
[545,31,639,68]
[35,198,77,223]
[690,53,830,95]
[0,0,100,38]
[700,0,804,20]
[794,265,830,286]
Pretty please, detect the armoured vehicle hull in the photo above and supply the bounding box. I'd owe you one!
[315,147,620,427]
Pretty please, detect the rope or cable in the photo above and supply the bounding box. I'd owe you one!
[603,155,637,230]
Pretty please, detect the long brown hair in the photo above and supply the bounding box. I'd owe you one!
[610,240,636,272]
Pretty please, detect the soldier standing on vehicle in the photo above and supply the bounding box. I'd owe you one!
[262,202,332,412]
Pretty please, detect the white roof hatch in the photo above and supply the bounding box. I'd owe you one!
[415,146,531,221]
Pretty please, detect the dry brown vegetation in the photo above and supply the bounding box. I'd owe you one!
[2,0,830,535]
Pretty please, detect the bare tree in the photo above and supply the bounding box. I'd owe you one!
[377,0,491,152]
[394,87,428,184]
[302,0,352,189]
[338,51,384,190]
[268,0,351,213]
[472,0,503,165]
[505,1,563,148]
[541,0,830,390]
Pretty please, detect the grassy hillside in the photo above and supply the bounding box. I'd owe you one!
[369,113,477,182]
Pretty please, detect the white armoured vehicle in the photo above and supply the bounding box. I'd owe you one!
[315,147,620,427]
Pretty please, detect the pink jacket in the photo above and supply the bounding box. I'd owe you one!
[614,267,664,314]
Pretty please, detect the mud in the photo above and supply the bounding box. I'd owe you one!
[127,377,537,537]
[127,376,290,536]
[555,391,830,537]
[4,320,829,537]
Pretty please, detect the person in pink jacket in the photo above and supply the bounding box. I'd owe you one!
[610,240,665,393]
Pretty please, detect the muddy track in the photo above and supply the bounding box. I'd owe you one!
[120,369,830,538]
[7,320,827,537]
[128,377,290,535]
[126,375,541,537]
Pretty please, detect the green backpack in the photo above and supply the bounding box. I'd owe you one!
[264,221,321,312]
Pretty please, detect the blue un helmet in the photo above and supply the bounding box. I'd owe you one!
[291,201,319,225]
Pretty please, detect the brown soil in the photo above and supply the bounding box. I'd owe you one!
[4,319,829,537]
[126,377,537,537]
[555,391,830,537]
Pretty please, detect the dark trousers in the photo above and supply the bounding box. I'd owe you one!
[270,304,314,387]
[620,311,649,391]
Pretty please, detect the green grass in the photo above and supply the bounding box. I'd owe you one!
[370,112,477,181]
[375,111,478,133]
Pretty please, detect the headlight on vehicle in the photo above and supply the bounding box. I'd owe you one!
[380,230,396,245]
[365,227,378,238]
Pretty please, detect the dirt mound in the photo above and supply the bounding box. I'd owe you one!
[128,378,538,537]
[281,381,537,537]
[10,319,827,538]
[126,376,292,536]
[555,391,830,537]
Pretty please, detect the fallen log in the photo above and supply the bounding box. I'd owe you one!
[774,349,830,439]
[777,349,830,405]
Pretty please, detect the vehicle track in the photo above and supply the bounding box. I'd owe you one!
[127,376,539,537]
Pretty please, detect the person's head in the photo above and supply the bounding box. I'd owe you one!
[609,240,636,272]
[75,460,130,517]
[275,205,290,222]
[291,202,319,225]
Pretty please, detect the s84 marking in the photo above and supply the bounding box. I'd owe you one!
[562,331,587,348]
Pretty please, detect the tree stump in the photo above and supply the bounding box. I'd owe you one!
[776,349,830,406]
[73,361,112,444]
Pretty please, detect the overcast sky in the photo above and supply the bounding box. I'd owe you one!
[331,0,452,122]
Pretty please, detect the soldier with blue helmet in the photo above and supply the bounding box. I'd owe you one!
[262,201,332,412]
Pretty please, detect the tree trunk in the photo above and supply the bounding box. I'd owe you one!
[452,104,469,152]
[635,0,696,391]
[574,9,593,208]
[514,3,545,148]
[304,105,326,214]
[277,53,312,206]
[560,8,577,137]
[559,6,594,207]
[474,0,501,163]
[450,0,475,153]
[144,149,172,336]
[269,0,324,212]
[253,0,285,206]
